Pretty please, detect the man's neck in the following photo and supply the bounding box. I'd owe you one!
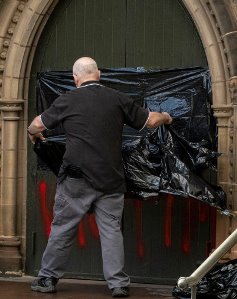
[77,77,100,87]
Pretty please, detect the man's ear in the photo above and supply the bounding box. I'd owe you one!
[73,74,78,85]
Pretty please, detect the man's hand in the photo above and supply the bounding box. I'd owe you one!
[146,111,173,128]
[28,132,45,144]
[161,112,173,124]
[27,115,46,144]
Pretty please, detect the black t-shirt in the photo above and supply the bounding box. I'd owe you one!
[41,80,149,193]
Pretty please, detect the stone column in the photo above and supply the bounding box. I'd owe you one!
[229,77,237,190]
[0,99,24,274]
[228,77,237,258]
[212,104,233,253]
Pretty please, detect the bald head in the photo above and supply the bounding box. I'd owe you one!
[73,57,100,86]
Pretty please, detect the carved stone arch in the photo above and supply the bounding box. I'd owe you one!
[0,0,59,100]
[0,0,236,273]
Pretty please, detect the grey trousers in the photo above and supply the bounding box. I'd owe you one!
[38,176,130,289]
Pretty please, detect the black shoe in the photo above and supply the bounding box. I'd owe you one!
[112,287,129,297]
[31,277,58,293]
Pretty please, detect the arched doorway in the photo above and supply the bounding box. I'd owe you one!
[26,0,212,283]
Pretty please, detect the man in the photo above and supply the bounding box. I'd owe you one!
[28,57,172,297]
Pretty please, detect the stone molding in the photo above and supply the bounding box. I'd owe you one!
[212,104,233,119]
[229,76,237,105]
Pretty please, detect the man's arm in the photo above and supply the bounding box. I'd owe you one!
[27,115,46,143]
[146,111,172,128]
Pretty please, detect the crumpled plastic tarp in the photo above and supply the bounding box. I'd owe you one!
[34,67,228,211]
[172,259,237,298]
[122,125,226,211]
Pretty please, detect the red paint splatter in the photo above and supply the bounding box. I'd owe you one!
[199,203,208,223]
[78,220,87,248]
[87,213,100,239]
[164,194,175,248]
[181,199,191,255]
[181,198,200,255]
[38,180,53,238]
[206,207,216,256]
[134,200,145,259]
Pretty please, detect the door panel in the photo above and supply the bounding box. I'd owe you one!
[125,0,206,67]
[124,196,216,283]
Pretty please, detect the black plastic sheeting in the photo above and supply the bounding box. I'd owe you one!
[35,67,228,212]
[173,259,237,298]
[122,126,226,211]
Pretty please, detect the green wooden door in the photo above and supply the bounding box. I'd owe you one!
[26,0,213,284]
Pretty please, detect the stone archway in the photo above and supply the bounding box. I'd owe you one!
[0,0,236,273]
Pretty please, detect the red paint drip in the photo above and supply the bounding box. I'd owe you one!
[207,207,216,256]
[137,240,145,258]
[164,194,175,248]
[182,199,191,255]
[78,220,86,248]
[199,203,209,223]
[182,198,201,255]
[134,200,145,259]
[88,214,100,239]
[38,180,53,238]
